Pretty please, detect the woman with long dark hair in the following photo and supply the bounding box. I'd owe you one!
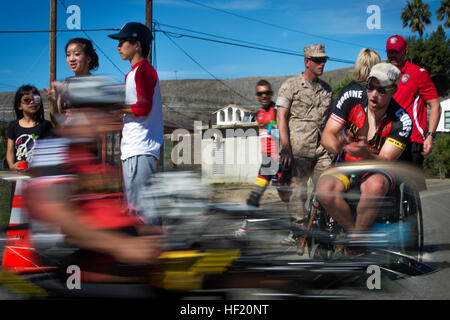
[44,38,99,126]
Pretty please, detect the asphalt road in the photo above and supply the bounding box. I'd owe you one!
[0,179,449,300]
[314,179,450,299]
[207,178,450,300]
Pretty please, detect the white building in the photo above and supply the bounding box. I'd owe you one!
[213,104,254,125]
[436,98,450,133]
[201,105,261,183]
[200,122,262,184]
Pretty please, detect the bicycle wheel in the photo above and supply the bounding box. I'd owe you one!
[390,182,424,273]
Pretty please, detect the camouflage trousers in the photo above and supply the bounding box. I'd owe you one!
[287,154,331,227]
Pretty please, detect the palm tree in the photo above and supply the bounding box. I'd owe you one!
[436,0,450,28]
[401,0,432,38]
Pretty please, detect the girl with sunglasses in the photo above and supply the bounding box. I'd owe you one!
[6,85,52,171]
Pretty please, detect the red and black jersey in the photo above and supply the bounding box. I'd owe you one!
[330,98,412,161]
[26,138,141,229]
[256,102,277,156]
[334,81,367,112]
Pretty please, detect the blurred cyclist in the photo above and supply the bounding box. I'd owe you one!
[316,62,412,234]
[23,92,163,284]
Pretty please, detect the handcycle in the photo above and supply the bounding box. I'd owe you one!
[2,170,409,300]
[300,160,426,275]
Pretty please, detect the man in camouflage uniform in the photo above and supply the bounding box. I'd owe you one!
[276,44,333,253]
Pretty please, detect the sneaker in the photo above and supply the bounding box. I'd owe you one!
[234,219,248,238]
[280,231,297,246]
[234,227,248,238]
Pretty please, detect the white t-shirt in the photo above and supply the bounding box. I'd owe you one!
[121,59,163,160]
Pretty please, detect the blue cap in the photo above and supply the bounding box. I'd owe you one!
[108,22,153,44]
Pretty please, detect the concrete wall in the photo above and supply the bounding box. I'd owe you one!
[201,124,262,184]
[215,105,252,126]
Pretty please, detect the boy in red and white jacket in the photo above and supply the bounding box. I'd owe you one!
[109,22,163,224]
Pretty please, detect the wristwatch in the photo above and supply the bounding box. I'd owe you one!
[426,132,436,139]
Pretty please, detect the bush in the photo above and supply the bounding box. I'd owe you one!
[407,25,450,97]
[424,133,450,178]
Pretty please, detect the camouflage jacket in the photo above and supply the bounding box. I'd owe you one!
[276,73,333,159]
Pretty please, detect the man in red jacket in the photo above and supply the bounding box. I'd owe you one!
[386,35,442,168]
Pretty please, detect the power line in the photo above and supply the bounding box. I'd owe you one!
[155,21,301,55]
[18,44,50,86]
[0,28,120,34]
[161,31,254,105]
[163,103,200,122]
[154,25,354,64]
[182,0,384,52]
[0,22,354,64]
[57,0,125,76]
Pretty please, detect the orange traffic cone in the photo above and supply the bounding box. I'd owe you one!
[1,180,52,274]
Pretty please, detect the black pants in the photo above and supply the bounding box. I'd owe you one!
[399,142,424,169]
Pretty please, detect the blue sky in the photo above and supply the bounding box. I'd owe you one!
[0,0,447,92]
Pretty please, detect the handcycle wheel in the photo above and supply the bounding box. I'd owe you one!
[389,182,424,272]
[400,183,424,260]
[306,194,334,260]
[310,242,333,260]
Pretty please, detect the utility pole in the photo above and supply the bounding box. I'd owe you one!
[49,0,57,87]
[145,0,153,64]
[145,0,163,171]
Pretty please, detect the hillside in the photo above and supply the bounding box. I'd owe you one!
[159,67,354,124]
[0,67,354,124]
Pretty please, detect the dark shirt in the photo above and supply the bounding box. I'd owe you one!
[6,120,52,163]
[334,81,367,112]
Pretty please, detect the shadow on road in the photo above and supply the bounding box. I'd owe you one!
[423,243,450,253]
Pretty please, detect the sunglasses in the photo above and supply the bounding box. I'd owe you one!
[21,97,34,104]
[256,90,273,97]
[366,80,396,95]
[21,95,41,105]
[307,57,328,64]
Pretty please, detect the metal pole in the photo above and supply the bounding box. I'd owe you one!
[145,0,153,64]
[49,0,57,87]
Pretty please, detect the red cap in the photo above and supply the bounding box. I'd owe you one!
[386,35,407,52]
